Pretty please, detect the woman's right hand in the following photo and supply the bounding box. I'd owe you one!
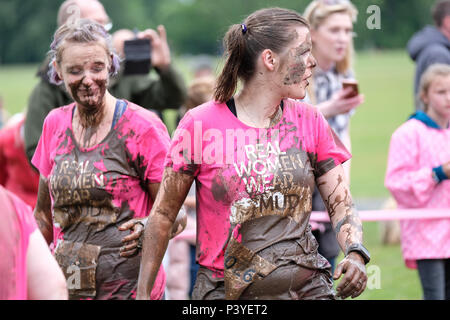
[319,87,364,119]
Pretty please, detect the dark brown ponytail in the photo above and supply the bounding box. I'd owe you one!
[214,24,247,103]
[214,7,310,103]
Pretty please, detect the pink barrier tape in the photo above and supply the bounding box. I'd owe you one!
[173,230,196,242]
[173,209,450,240]
[310,209,450,223]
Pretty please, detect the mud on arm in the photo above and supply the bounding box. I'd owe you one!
[148,182,187,239]
[33,175,53,245]
[136,167,194,299]
[317,164,367,299]
[316,164,362,252]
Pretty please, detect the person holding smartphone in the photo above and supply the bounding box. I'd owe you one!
[303,0,364,273]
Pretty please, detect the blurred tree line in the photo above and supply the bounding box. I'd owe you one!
[0,0,437,64]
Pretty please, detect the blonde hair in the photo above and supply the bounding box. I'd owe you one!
[419,63,450,112]
[303,0,357,74]
[186,76,216,110]
[47,19,120,85]
[303,0,358,104]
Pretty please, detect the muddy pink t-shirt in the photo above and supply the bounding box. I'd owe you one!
[165,99,350,294]
[0,186,37,300]
[32,101,169,300]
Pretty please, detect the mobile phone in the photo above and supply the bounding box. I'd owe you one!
[123,39,152,75]
[342,79,359,98]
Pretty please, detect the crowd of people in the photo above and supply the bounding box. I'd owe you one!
[0,0,449,301]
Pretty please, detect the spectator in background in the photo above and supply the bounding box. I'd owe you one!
[111,28,165,120]
[0,185,68,300]
[0,113,40,208]
[25,0,186,163]
[385,63,450,300]
[192,55,215,79]
[303,0,364,273]
[176,75,216,124]
[408,0,450,110]
[166,75,215,300]
[112,29,135,60]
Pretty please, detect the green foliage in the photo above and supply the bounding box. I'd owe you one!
[0,0,59,64]
[0,0,440,64]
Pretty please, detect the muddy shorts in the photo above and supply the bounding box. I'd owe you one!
[192,264,335,300]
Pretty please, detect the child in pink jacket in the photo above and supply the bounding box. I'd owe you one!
[385,63,450,300]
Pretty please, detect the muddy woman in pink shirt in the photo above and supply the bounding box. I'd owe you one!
[32,20,185,300]
[137,7,369,300]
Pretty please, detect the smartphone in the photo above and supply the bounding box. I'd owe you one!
[123,39,152,75]
[342,79,359,98]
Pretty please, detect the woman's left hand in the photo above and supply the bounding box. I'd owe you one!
[333,252,368,299]
[118,218,146,257]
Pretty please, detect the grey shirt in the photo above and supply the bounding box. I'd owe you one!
[407,25,450,110]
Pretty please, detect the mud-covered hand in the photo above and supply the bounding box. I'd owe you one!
[333,252,367,299]
[137,25,171,70]
[118,218,146,257]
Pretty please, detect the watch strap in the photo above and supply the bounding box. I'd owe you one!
[346,243,370,264]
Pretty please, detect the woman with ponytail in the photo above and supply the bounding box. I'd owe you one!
[138,7,369,300]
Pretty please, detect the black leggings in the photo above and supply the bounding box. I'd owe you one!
[416,258,450,300]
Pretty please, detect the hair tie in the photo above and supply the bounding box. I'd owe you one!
[241,24,248,34]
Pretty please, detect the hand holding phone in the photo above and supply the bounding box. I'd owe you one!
[342,79,359,98]
[136,25,172,70]
[320,80,364,118]
[123,38,152,75]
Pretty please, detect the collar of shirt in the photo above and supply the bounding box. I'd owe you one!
[409,111,449,130]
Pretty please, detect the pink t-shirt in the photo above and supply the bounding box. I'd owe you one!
[385,118,450,269]
[32,101,169,300]
[165,99,351,277]
[0,186,37,300]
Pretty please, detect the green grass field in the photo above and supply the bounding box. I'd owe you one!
[0,50,423,299]
[351,50,415,199]
[341,222,422,300]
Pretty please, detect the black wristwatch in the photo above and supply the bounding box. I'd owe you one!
[346,243,370,264]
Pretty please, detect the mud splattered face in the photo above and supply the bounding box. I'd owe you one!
[279,26,316,99]
[57,42,110,112]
